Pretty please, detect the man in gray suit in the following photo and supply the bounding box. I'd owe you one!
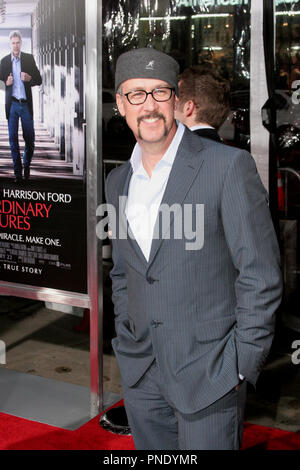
[105,47,282,450]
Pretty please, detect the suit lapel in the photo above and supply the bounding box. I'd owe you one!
[116,162,148,265]
[8,56,12,75]
[115,161,131,239]
[5,54,12,75]
[116,130,205,268]
[148,129,204,267]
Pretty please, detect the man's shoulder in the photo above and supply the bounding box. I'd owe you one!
[107,160,130,179]
[184,126,246,162]
[105,160,131,204]
[192,127,222,143]
[21,52,34,61]
[0,53,11,64]
[105,160,131,195]
[183,127,257,179]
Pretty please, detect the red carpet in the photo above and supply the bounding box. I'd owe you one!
[0,402,299,450]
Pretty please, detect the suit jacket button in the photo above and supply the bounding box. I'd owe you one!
[147,277,155,284]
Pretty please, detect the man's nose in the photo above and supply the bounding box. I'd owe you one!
[143,93,158,111]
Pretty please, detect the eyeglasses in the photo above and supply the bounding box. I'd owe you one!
[122,87,175,105]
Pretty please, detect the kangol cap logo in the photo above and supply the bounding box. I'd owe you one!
[146,60,155,70]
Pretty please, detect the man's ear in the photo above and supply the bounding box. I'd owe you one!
[174,94,179,110]
[116,93,125,117]
[183,100,195,118]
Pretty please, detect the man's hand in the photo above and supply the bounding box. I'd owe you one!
[6,73,13,86]
[21,72,32,82]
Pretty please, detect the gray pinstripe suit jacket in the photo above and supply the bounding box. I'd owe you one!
[106,127,282,414]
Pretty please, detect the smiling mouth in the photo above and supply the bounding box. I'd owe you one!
[142,117,160,124]
[138,113,166,126]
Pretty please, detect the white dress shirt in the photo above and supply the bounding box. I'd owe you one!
[126,122,185,262]
[189,124,215,131]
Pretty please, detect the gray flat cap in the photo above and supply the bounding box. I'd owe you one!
[115,47,180,96]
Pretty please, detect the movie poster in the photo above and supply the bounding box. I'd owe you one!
[0,0,87,295]
[0,184,87,293]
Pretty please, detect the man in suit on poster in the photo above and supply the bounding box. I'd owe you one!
[174,66,230,143]
[105,47,282,450]
[0,30,42,183]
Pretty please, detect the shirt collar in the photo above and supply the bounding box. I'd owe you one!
[11,52,21,61]
[189,124,215,131]
[130,121,186,175]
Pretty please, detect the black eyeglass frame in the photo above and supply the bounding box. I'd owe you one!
[122,87,175,105]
